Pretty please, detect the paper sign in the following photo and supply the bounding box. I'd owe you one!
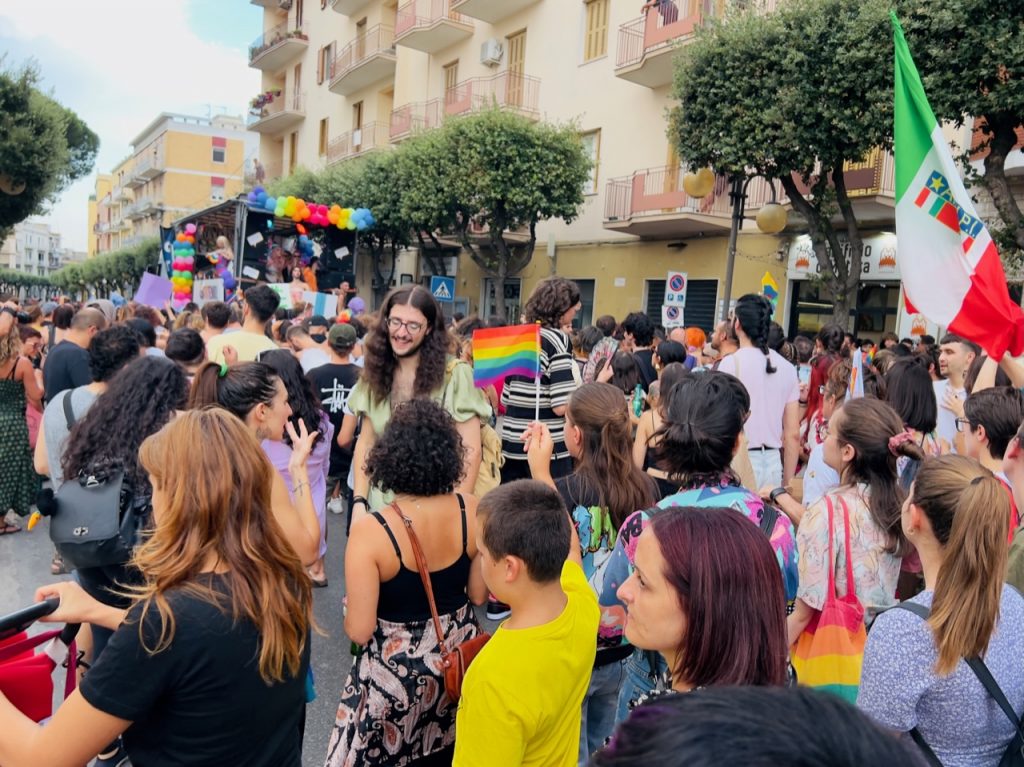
[303,291,338,318]
[614,277,626,288]
[246,232,264,246]
[241,265,260,280]
[665,271,688,306]
[267,283,292,310]
[194,279,224,306]
[134,272,173,309]
[662,305,685,329]
[334,246,350,258]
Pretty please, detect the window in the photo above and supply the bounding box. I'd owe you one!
[288,132,298,173]
[352,100,364,131]
[443,60,459,98]
[295,0,304,26]
[572,279,595,328]
[212,137,226,163]
[583,0,609,62]
[645,278,719,333]
[319,118,329,156]
[294,63,302,94]
[320,42,334,83]
[581,130,601,195]
[211,176,226,201]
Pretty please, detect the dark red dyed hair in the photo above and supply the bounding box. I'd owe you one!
[649,506,788,688]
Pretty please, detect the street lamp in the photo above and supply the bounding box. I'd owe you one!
[684,169,788,322]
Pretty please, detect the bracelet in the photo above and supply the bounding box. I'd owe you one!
[292,480,310,495]
[352,496,368,508]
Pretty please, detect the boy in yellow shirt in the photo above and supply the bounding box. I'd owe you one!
[454,479,599,766]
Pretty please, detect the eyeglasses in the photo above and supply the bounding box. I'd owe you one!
[386,317,424,334]
[955,417,972,433]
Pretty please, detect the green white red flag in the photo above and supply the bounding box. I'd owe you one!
[892,12,1024,358]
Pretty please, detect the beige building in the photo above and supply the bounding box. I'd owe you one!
[248,0,900,335]
[90,114,259,256]
[2,220,82,278]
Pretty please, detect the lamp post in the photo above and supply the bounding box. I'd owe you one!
[684,169,788,322]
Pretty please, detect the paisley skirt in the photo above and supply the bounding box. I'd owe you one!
[324,602,480,766]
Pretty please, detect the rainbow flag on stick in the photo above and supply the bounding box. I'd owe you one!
[472,324,541,389]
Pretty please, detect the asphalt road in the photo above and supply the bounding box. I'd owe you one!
[0,510,353,767]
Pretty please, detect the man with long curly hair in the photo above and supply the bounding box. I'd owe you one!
[347,285,491,521]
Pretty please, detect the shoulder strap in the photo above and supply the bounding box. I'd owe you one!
[759,502,780,538]
[456,493,468,552]
[61,391,77,431]
[892,602,1024,734]
[836,496,857,597]
[371,512,401,560]
[908,728,944,766]
[392,502,449,654]
[824,495,837,599]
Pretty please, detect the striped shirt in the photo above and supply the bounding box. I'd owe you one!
[500,326,578,461]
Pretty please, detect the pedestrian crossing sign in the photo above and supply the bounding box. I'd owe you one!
[430,275,455,302]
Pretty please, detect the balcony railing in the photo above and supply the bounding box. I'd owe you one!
[395,0,472,52]
[390,100,443,141]
[780,149,896,204]
[132,150,166,182]
[249,21,309,68]
[329,25,396,94]
[605,166,737,221]
[616,1,707,72]
[444,72,541,118]
[327,122,390,165]
[246,92,306,132]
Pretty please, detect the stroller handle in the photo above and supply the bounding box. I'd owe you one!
[0,598,61,640]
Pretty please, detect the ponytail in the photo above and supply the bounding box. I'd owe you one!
[734,294,776,374]
[910,457,1010,676]
[187,361,279,422]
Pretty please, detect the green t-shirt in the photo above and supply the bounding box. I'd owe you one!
[347,356,491,509]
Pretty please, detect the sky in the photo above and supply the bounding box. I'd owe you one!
[0,0,264,251]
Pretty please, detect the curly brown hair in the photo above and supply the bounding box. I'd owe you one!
[523,277,581,328]
[361,285,450,405]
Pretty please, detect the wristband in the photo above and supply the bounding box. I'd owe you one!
[352,496,368,508]
[769,487,789,504]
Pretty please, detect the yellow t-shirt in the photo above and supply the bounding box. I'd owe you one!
[454,561,599,767]
[205,330,278,364]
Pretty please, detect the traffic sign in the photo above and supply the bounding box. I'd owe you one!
[665,271,688,306]
[430,275,455,303]
[662,304,685,329]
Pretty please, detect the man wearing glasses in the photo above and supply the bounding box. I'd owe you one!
[346,285,491,519]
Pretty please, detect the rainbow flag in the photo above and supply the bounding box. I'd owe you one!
[472,324,540,388]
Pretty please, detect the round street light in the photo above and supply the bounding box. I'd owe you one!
[756,201,788,234]
[682,167,715,198]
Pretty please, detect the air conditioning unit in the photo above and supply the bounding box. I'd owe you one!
[278,0,293,9]
[480,38,503,67]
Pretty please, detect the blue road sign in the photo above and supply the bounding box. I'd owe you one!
[430,275,455,303]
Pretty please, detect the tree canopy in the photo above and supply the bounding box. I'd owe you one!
[270,108,590,315]
[0,61,99,239]
[48,238,161,300]
[670,0,892,326]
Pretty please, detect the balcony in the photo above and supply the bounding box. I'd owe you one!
[249,22,308,73]
[131,151,165,184]
[327,122,390,165]
[779,149,896,226]
[615,1,706,88]
[330,0,373,14]
[247,92,306,134]
[450,0,539,23]
[443,71,541,119]
[395,0,472,54]
[251,0,292,9]
[113,185,131,202]
[390,100,443,142]
[329,26,397,97]
[126,197,160,221]
[603,166,776,239]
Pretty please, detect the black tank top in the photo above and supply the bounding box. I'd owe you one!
[373,494,472,623]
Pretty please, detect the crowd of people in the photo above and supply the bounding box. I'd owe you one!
[1,275,1023,766]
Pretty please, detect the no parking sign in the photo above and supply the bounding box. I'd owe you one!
[662,304,685,329]
[666,271,688,306]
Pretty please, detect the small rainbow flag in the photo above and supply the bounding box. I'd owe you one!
[472,324,540,388]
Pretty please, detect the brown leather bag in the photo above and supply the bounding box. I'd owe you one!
[392,501,491,702]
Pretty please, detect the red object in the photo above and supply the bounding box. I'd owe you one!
[210,176,225,187]
[211,136,227,147]
[0,629,77,722]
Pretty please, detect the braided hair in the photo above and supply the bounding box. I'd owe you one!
[733,294,777,374]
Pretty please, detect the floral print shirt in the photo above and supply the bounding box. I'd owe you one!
[796,485,900,623]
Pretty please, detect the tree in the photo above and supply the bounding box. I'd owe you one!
[0,61,99,238]
[898,1,1024,270]
[435,109,591,318]
[49,238,160,299]
[669,0,891,326]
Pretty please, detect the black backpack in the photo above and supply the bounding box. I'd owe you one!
[891,602,1024,767]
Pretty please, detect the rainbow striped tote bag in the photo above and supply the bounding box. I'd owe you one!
[791,495,866,704]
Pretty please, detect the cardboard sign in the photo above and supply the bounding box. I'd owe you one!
[194,279,224,306]
[134,272,173,309]
[303,291,338,318]
[665,271,688,306]
[267,283,292,310]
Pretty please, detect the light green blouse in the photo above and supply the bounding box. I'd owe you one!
[347,356,492,508]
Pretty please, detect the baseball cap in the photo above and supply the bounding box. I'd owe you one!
[328,323,357,351]
[306,315,330,331]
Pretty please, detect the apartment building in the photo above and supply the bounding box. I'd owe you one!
[90,113,259,256]
[1,220,82,278]
[248,0,905,335]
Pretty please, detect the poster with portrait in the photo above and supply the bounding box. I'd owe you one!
[193,279,225,307]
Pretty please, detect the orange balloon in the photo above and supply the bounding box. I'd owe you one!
[176,233,186,242]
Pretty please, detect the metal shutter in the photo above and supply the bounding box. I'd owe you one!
[645,278,718,333]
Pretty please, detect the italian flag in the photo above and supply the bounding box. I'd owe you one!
[893,13,1024,358]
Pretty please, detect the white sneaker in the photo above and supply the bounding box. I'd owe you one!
[328,497,346,515]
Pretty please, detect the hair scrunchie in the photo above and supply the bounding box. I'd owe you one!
[888,430,915,456]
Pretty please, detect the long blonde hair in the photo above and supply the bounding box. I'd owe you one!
[134,408,313,683]
[0,323,21,365]
[910,455,1010,675]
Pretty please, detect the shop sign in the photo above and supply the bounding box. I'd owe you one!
[787,233,899,281]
